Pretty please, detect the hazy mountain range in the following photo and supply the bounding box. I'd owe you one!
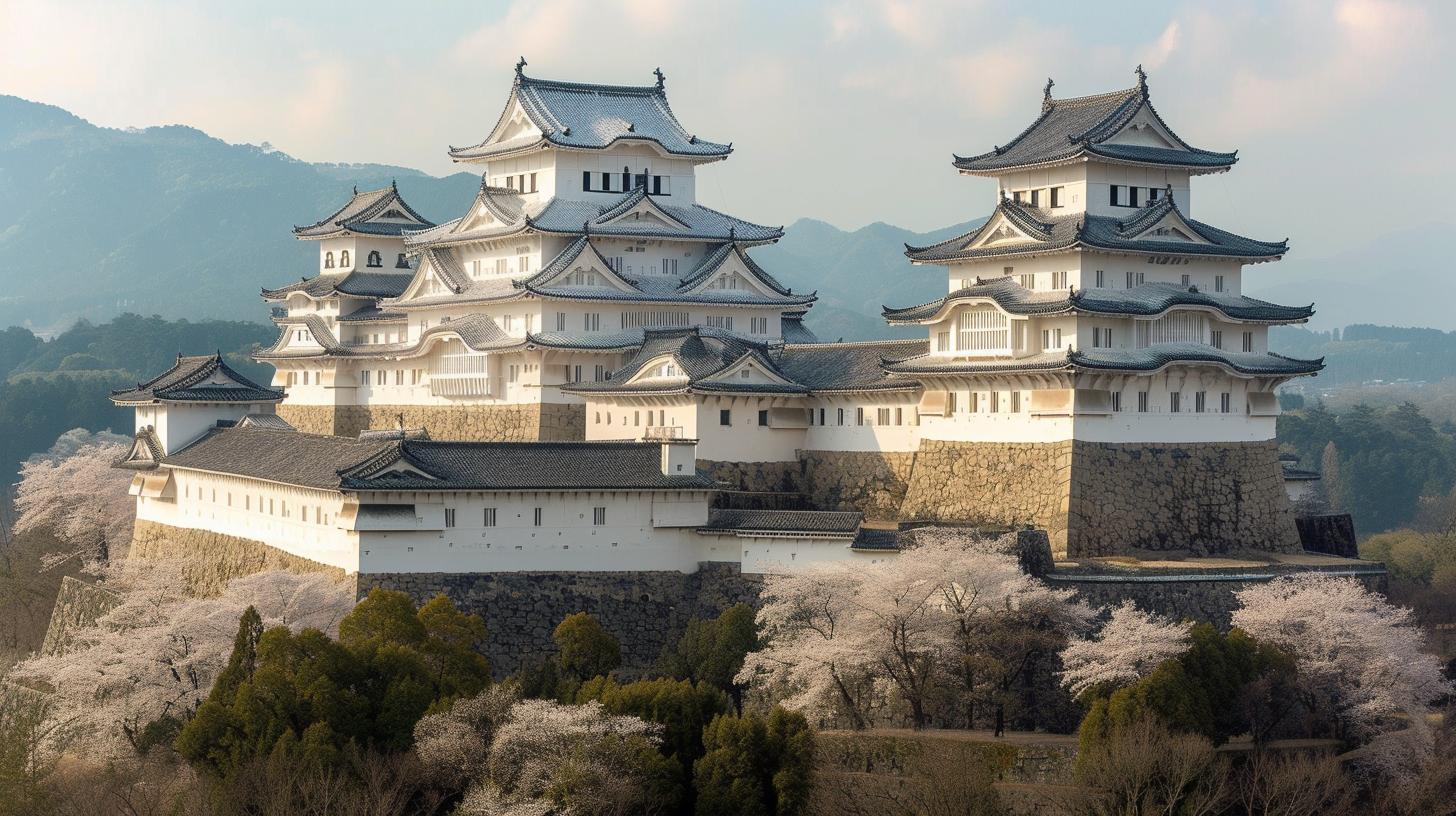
[1,94,1449,340]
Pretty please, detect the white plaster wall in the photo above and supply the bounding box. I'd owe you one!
[803,396,922,452]
[722,535,898,574]
[142,403,262,455]
[587,398,698,442]
[1083,163,1191,217]
[694,396,804,463]
[136,471,359,571]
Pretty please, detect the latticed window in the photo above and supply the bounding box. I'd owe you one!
[1138,312,1206,347]
[955,307,1009,352]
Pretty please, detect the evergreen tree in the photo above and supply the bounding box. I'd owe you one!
[553,612,621,680]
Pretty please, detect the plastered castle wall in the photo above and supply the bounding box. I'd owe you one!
[358,563,762,677]
[277,403,586,441]
[899,439,1300,558]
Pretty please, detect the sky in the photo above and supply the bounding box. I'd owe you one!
[3,0,1453,259]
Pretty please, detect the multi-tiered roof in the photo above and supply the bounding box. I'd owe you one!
[952,69,1236,175]
[448,62,732,163]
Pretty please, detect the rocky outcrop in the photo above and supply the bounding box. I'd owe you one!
[277,403,586,441]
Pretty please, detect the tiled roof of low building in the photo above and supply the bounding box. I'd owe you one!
[111,353,283,404]
[884,278,1311,324]
[449,67,731,161]
[883,344,1324,377]
[850,528,902,551]
[952,71,1236,175]
[777,339,929,392]
[699,509,864,536]
[564,328,801,396]
[262,270,414,301]
[162,427,714,492]
[904,196,1286,263]
[292,182,435,239]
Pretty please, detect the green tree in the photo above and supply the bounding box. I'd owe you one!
[693,707,813,816]
[576,676,731,766]
[659,603,759,709]
[553,611,621,680]
[1078,625,1294,757]
[176,590,490,778]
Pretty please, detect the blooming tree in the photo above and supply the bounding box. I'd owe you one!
[13,430,134,570]
[1059,600,1191,698]
[9,561,351,760]
[416,688,671,816]
[1232,573,1453,780]
[738,528,1093,730]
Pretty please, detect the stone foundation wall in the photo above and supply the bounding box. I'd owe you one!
[357,563,762,677]
[128,519,346,596]
[277,403,586,441]
[1051,564,1388,628]
[40,576,121,656]
[899,439,1300,558]
[900,440,1071,549]
[698,459,802,493]
[801,450,918,520]
[1066,440,1300,557]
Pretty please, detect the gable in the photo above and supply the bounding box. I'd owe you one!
[969,212,1042,250]
[704,355,797,388]
[1132,211,1212,245]
[625,354,691,384]
[679,250,783,298]
[490,97,545,145]
[598,196,690,231]
[1103,105,1180,149]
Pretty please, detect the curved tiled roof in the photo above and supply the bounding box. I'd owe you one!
[563,328,799,397]
[699,509,863,536]
[883,278,1311,324]
[293,182,435,239]
[952,72,1236,175]
[256,313,522,361]
[529,189,783,243]
[780,313,821,344]
[904,197,1286,263]
[883,344,1323,377]
[111,353,283,404]
[777,339,928,392]
[262,270,415,302]
[449,68,731,162]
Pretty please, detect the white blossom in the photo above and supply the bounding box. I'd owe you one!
[1059,600,1191,697]
[8,560,351,760]
[13,432,134,571]
[1232,573,1453,781]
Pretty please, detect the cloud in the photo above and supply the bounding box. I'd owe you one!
[1142,21,1180,70]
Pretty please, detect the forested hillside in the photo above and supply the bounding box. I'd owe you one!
[1271,324,1456,387]
[0,95,477,332]
[0,315,273,478]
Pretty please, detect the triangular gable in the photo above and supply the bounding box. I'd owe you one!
[677,246,785,298]
[968,210,1044,250]
[396,249,468,301]
[702,353,799,389]
[596,191,691,232]
[535,240,640,293]
[483,94,547,148]
[360,460,440,481]
[339,443,442,484]
[118,430,164,470]
[1101,102,1181,150]
[1130,208,1213,245]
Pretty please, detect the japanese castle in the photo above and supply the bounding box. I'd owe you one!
[115,65,1323,576]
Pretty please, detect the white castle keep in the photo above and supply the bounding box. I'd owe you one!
[114,64,1322,574]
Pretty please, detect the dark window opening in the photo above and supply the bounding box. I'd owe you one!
[582,171,592,192]
[366,251,382,268]
[1050,187,1062,208]
[396,253,409,268]
[757,410,769,427]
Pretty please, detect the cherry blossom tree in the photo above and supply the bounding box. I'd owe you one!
[737,528,1092,730]
[415,688,674,815]
[9,560,351,760]
[12,430,134,571]
[1059,600,1192,698]
[1232,573,1453,781]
